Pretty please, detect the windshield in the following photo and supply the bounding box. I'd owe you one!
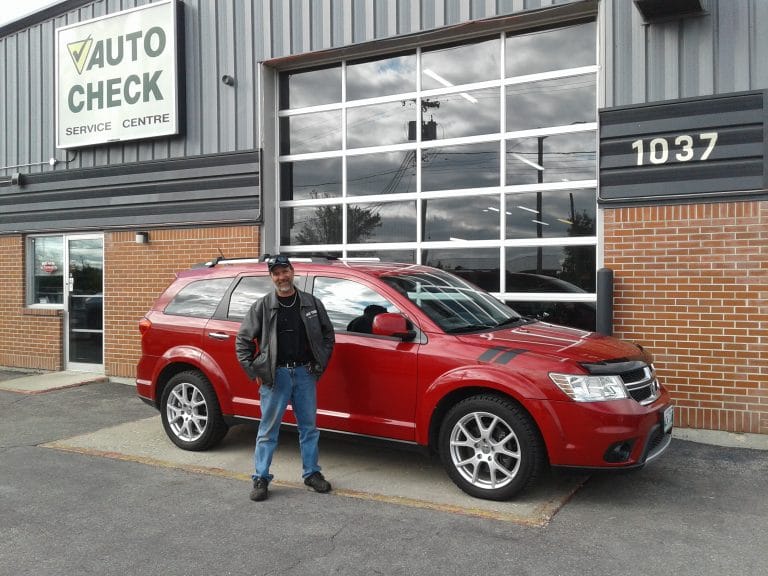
[381,268,524,333]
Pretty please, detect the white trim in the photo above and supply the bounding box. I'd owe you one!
[503,180,597,194]
[275,23,600,299]
[64,233,105,371]
[278,123,597,162]
[278,236,596,253]
[502,237,596,248]
[276,68,597,118]
[501,292,596,303]
[503,65,598,87]
[503,122,597,140]
[420,78,501,100]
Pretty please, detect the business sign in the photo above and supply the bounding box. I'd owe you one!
[599,91,766,204]
[56,0,181,149]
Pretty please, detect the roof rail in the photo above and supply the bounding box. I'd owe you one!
[191,254,382,269]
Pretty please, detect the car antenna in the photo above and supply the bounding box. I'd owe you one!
[208,248,226,267]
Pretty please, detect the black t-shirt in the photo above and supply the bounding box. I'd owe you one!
[275,293,312,365]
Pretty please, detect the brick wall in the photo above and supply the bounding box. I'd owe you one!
[104,225,261,377]
[604,201,768,434]
[0,235,64,370]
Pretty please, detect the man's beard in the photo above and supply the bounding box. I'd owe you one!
[276,282,293,294]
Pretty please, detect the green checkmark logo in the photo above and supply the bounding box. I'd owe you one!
[67,35,93,75]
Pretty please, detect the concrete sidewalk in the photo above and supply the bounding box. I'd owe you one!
[42,414,585,526]
[0,368,584,525]
[0,369,108,394]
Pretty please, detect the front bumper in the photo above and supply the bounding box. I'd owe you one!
[533,391,674,469]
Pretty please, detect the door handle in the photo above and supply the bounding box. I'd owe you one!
[208,332,230,340]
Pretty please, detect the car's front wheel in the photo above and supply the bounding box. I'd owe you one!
[438,394,545,500]
[160,370,228,451]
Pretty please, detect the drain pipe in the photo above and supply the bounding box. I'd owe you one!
[596,268,614,336]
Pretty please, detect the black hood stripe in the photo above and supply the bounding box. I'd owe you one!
[494,349,526,365]
[477,347,527,364]
[478,347,509,363]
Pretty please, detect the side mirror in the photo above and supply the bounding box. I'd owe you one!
[372,313,417,341]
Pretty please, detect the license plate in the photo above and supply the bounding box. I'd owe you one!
[662,405,674,433]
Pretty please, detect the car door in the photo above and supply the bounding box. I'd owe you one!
[203,274,277,420]
[311,275,420,441]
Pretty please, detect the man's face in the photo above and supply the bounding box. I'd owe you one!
[270,265,295,295]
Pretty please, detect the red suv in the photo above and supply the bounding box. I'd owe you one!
[136,257,673,501]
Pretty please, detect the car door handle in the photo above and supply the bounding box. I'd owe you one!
[208,332,230,340]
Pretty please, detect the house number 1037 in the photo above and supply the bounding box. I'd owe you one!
[630,132,719,166]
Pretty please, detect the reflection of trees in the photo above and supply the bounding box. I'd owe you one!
[560,209,595,291]
[71,263,102,293]
[295,192,382,244]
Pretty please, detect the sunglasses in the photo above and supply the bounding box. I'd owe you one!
[268,255,291,270]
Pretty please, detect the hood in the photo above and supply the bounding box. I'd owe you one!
[456,321,645,366]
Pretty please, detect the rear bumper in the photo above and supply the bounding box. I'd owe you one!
[532,391,674,469]
[135,355,159,404]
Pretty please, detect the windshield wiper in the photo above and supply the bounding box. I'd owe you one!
[495,316,533,328]
[444,324,495,334]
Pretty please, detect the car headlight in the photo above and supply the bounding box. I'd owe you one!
[549,373,628,402]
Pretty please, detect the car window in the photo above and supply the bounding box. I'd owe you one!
[381,269,522,333]
[227,275,274,320]
[312,276,396,333]
[164,278,232,318]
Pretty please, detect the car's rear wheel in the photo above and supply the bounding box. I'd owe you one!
[160,370,228,451]
[438,394,545,500]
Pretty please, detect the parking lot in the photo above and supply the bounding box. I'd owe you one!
[1,371,767,575]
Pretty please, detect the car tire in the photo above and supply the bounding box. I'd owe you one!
[438,394,545,500]
[160,370,228,451]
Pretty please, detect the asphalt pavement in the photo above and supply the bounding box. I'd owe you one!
[1,371,767,576]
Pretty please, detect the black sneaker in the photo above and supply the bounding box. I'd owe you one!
[250,478,269,501]
[304,472,332,493]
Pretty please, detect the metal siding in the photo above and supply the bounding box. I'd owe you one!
[0,151,260,233]
[0,0,590,230]
[219,0,237,152]
[754,0,768,89]
[0,0,268,175]
[598,92,766,204]
[3,0,265,169]
[604,0,768,107]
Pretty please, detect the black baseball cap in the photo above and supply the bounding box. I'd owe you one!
[267,254,292,271]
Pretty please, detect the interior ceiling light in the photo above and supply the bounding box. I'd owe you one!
[423,69,478,104]
[557,218,574,225]
[532,219,549,226]
[517,206,539,214]
[510,153,545,171]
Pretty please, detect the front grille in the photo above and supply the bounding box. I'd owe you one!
[622,365,660,405]
[582,360,661,405]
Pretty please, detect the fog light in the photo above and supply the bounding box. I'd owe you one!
[604,440,636,463]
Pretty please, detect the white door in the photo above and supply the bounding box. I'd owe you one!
[65,235,104,371]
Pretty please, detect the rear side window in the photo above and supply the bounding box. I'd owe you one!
[164,278,232,318]
[228,276,274,319]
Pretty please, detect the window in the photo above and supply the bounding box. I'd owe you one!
[277,21,597,330]
[28,236,64,305]
[164,279,232,318]
[312,277,395,333]
[227,276,274,320]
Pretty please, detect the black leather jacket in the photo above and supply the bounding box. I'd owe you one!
[235,288,335,386]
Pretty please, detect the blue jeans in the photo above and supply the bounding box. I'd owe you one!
[253,365,321,482]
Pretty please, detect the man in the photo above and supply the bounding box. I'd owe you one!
[235,254,335,502]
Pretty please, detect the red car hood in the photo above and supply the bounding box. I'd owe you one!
[456,321,645,365]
